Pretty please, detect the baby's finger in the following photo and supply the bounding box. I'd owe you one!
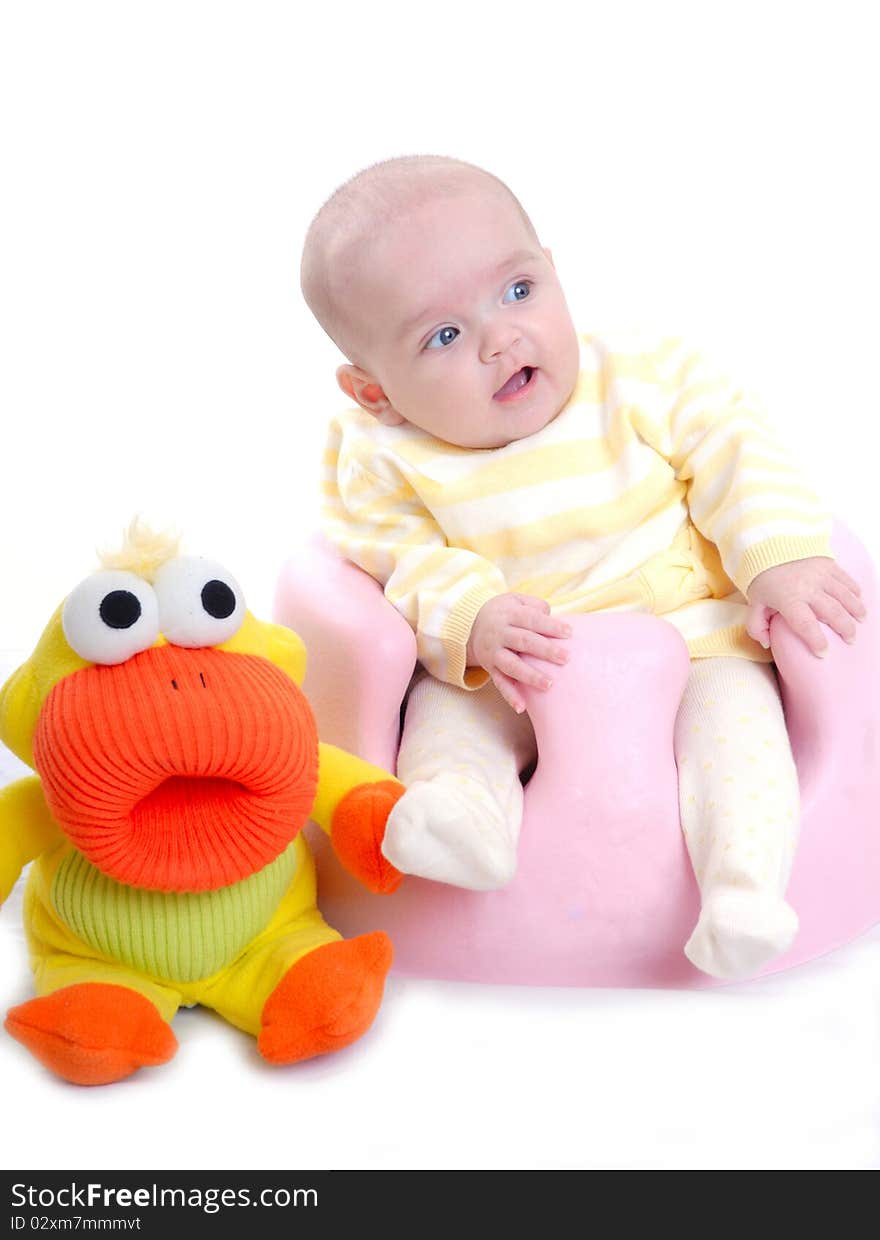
[495,648,554,691]
[746,603,773,649]
[824,576,867,620]
[510,593,551,614]
[780,600,829,656]
[491,669,527,714]
[516,609,573,640]
[829,563,862,596]
[810,592,858,644]
[505,626,570,665]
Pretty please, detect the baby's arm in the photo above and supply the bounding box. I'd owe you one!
[635,340,866,654]
[467,594,571,713]
[324,424,512,690]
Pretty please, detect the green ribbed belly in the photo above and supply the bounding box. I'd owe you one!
[51,844,299,982]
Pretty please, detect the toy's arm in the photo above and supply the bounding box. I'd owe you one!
[312,742,404,894]
[0,777,62,905]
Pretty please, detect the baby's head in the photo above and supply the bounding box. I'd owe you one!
[301,156,581,449]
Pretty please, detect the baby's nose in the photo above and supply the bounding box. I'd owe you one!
[480,323,522,362]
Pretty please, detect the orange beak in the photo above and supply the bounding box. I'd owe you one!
[33,646,319,892]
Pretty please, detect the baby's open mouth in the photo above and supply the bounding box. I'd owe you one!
[494,366,536,401]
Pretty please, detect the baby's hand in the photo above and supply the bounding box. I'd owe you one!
[467,593,571,713]
[746,556,866,656]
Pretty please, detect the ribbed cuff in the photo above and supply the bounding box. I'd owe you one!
[686,625,775,662]
[731,533,833,596]
[439,581,507,690]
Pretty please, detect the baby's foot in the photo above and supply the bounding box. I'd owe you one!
[684,887,799,981]
[381,778,517,890]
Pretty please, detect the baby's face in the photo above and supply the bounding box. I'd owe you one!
[341,187,581,448]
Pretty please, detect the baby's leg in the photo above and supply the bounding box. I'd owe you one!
[675,657,800,980]
[381,674,537,889]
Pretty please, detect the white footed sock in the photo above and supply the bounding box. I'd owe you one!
[684,887,798,980]
[675,657,801,981]
[382,776,519,890]
[381,674,536,890]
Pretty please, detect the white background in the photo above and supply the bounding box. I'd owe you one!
[1,0,878,1171]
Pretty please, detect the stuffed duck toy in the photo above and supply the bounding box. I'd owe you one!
[0,522,403,1084]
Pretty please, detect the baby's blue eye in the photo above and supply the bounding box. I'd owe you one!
[425,326,459,350]
[503,281,532,303]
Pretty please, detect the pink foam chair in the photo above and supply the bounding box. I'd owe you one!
[274,522,880,987]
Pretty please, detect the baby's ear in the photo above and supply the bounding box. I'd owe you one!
[336,365,405,425]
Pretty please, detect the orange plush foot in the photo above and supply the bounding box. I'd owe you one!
[258,931,393,1064]
[4,983,178,1086]
[331,779,405,893]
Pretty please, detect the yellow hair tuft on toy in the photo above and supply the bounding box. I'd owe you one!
[98,516,181,582]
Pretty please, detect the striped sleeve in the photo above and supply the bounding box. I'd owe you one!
[322,420,507,689]
[638,340,833,596]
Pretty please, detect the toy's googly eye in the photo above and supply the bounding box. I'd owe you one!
[153,556,245,648]
[62,571,160,666]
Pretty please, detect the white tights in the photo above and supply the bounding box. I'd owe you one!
[381,657,801,980]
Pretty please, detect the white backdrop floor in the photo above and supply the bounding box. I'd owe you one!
[1,651,878,1172]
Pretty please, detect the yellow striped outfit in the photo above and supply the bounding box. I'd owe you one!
[322,332,831,688]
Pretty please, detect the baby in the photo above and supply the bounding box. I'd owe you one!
[300,154,866,980]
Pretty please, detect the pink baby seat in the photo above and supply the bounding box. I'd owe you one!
[274,522,880,987]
